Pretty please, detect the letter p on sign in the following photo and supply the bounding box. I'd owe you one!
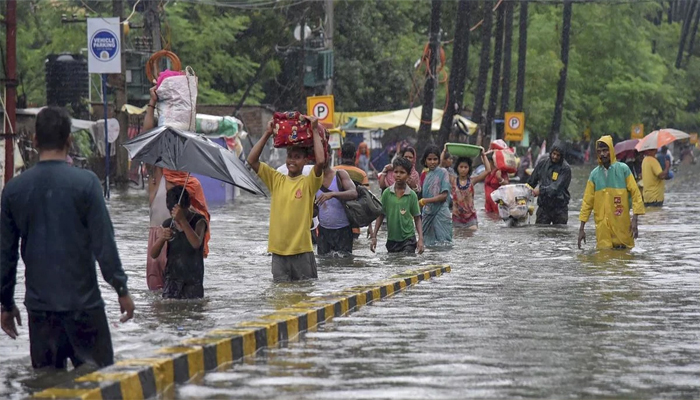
[307,95,335,128]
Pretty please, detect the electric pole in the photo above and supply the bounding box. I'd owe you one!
[112,0,129,186]
[144,0,162,54]
[324,0,333,95]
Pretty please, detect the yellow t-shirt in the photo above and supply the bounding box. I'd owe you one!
[642,156,664,203]
[257,162,323,255]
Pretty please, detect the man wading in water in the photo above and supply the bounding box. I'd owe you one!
[578,136,645,250]
[528,140,572,225]
[1,107,134,369]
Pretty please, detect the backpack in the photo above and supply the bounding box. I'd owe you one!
[320,172,383,228]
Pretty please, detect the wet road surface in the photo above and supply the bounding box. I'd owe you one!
[1,164,698,399]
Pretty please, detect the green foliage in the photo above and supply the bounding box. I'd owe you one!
[3,0,700,140]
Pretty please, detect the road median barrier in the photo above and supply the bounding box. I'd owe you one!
[32,265,450,400]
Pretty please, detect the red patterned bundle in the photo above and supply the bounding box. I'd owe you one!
[273,111,316,148]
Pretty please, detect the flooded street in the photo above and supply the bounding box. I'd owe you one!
[1,164,699,399]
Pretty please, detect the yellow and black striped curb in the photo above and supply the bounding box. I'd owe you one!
[32,265,450,400]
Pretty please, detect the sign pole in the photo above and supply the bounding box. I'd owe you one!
[102,74,110,199]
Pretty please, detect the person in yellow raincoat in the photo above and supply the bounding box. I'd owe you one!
[578,136,645,249]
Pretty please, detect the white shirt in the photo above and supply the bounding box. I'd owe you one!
[276,164,314,176]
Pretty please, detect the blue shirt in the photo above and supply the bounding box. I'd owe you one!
[1,160,128,311]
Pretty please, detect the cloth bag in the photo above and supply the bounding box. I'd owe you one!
[156,66,198,131]
[273,111,315,148]
[322,172,383,228]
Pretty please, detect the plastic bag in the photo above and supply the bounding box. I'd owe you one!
[494,149,517,173]
[490,184,533,221]
[156,66,198,131]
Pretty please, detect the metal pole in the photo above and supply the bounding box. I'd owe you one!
[4,0,17,184]
[103,74,110,199]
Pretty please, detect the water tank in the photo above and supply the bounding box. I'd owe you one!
[45,54,89,112]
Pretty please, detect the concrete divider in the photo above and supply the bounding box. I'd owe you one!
[32,265,450,400]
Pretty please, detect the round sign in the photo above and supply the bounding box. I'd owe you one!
[312,102,329,120]
[634,126,641,134]
[90,30,119,62]
[508,116,521,130]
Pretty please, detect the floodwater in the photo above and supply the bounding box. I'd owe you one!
[1,163,699,400]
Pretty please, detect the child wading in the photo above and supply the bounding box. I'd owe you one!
[420,145,453,245]
[370,157,424,254]
[449,149,491,230]
[150,186,207,299]
[247,117,326,282]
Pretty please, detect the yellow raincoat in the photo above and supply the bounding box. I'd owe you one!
[579,136,645,249]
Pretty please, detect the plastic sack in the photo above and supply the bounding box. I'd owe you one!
[494,149,517,173]
[156,66,198,131]
[196,115,239,138]
[490,139,509,151]
[490,184,533,221]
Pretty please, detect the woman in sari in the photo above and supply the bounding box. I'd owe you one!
[379,146,421,193]
[419,145,452,246]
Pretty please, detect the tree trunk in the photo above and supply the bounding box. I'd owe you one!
[471,1,494,126]
[486,3,505,141]
[668,0,674,24]
[549,1,573,147]
[685,4,700,62]
[499,0,514,140]
[515,1,528,112]
[418,0,442,146]
[676,1,698,68]
[438,0,471,148]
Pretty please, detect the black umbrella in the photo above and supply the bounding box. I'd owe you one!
[123,125,266,196]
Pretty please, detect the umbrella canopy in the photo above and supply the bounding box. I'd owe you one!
[123,125,266,196]
[354,106,478,133]
[614,139,639,161]
[635,129,689,152]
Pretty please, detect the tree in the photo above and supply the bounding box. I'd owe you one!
[418,0,442,143]
[471,1,494,126]
[499,1,515,139]
[676,0,698,68]
[549,1,573,146]
[486,2,505,138]
[515,1,529,112]
[438,0,471,148]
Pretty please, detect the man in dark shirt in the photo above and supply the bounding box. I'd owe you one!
[0,107,134,369]
[527,140,572,225]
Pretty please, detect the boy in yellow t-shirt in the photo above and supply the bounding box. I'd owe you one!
[247,117,326,282]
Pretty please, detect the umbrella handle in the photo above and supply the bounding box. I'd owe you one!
[169,173,191,234]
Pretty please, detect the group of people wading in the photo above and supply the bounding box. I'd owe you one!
[0,105,666,375]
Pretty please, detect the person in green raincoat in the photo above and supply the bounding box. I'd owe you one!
[578,136,645,249]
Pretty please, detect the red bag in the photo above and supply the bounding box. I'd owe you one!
[273,111,315,148]
[494,149,517,173]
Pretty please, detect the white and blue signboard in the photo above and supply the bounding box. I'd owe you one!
[87,18,122,74]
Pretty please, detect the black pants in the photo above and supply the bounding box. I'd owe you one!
[386,237,417,253]
[645,201,663,207]
[28,307,114,369]
[536,206,568,225]
[317,226,354,255]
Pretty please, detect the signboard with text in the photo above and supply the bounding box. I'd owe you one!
[504,112,525,142]
[306,95,335,127]
[87,18,122,74]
